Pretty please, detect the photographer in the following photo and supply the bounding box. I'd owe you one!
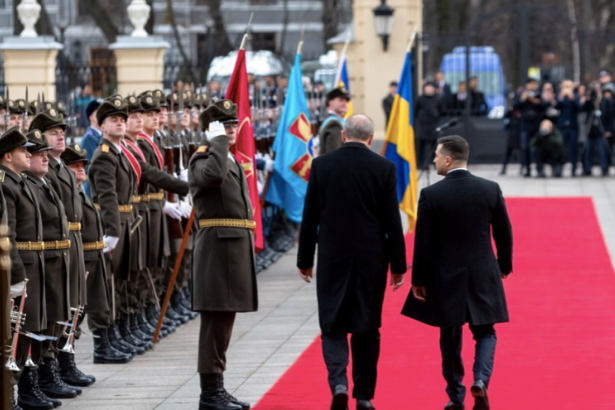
[531,119,565,178]
[581,84,610,176]
[555,80,583,176]
[513,78,548,177]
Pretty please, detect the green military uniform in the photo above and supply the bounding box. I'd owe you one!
[318,87,350,155]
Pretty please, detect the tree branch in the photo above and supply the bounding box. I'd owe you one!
[80,0,120,44]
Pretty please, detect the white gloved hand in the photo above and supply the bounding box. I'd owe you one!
[162,201,182,220]
[103,235,120,254]
[265,158,274,173]
[179,168,189,182]
[179,200,193,218]
[205,121,226,140]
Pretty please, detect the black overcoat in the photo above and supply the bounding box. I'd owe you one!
[401,170,513,327]
[297,142,407,334]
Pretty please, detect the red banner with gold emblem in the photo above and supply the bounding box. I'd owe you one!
[225,49,264,252]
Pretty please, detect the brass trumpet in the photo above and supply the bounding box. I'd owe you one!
[59,305,84,355]
[5,279,28,371]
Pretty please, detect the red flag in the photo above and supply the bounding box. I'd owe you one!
[225,49,264,252]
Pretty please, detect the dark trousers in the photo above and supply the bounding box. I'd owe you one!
[416,139,436,170]
[321,329,380,400]
[198,312,236,374]
[583,136,609,175]
[561,128,579,174]
[440,324,497,405]
[532,147,563,177]
[520,130,532,175]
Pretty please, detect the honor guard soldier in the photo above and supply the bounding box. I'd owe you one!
[29,109,94,385]
[153,89,169,149]
[0,128,51,410]
[11,100,27,131]
[189,100,257,410]
[318,87,350,155]
[22,130,86,404]
[88,96,146,358]
[61,144,132,365]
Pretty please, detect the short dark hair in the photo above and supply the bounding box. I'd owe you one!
[437,135,469,162]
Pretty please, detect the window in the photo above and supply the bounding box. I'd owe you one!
[250,0,277,4]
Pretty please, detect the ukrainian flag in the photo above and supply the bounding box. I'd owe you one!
[382,51,418,232]
[335,54,353,117]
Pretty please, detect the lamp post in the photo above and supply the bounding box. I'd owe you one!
[373,0,395,52]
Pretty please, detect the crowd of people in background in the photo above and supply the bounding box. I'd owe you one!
[502,69,615,178]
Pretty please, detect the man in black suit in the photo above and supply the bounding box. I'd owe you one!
[401,135,513,410]
[298,115,407,410]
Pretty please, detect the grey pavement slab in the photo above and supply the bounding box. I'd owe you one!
[57,165,615,409]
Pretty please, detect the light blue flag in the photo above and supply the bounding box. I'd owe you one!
[265,52,313,223]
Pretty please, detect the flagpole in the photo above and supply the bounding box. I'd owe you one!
[335,31,351,87]
[260,38,305,209]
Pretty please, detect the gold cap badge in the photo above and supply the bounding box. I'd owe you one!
[223,101,231,109]
[114,99,121,107]
[49,109,56,117]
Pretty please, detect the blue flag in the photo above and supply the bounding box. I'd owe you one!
[265,52,313,223]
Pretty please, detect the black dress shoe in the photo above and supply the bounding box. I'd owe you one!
[444,401,465,410]
[331,384,349,410]
[471,380,489,410]
[356,399,375,409]
[58,351,95,387]
[37,359,80,399]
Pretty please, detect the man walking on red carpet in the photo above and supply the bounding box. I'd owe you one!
[402,135,513,410]
[297,114,407,410]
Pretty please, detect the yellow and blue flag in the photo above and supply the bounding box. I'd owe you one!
[382,51,418,231]
[265,52,314,223]
[334,54,353,117]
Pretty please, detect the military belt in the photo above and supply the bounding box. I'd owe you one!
[198,218,256,230]
[68,222,81,231]
[132,195,142,204]
[0,237,10,248]
[16,240,71,251]
[140,194,150,203]
[83,240,105,251]
[94,204,133,213]
[148,191,165,201]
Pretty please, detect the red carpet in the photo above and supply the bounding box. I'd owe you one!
[254,198,615,409]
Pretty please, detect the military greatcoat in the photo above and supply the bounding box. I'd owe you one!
[188,135,258,312]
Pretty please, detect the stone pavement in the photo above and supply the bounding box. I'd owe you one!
[62,164,615,409]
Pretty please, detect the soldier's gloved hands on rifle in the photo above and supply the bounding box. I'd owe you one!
[175,168,189,182]
[265,158,274,173]
[205,120,225,140]
[163,201,182,220]
[178,199,192,218]
[103,235,120,254]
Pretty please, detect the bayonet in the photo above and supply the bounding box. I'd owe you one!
[177,90,185,137]
[4,87,9,132]
[36,93,41,115]
[22,87,28,133]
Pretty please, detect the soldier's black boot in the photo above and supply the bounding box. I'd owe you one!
[93,329,133,364]
[219,374,250,410]
[198,373,241,410]
[119,317,151,351]
[17,368,54,410]
[137,308,159,337]
[172,293,198,320]
[130,313,152,342]
[166,304,189,325]
[57,351,95,387]
[110,323,146,355]
[37,358,80,398]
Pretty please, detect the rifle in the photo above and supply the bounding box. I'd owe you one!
[188,84,197,158]
[22,87,28,133]
[4,87,9,133]
[165,95,183,240]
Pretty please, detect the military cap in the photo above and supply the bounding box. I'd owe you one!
[43,101,54,111]
[56,101,67,116]
[166,93,179,109]
[29,108,68,133]
[325,86,351,104]
[12,99,28,114]
[194,93,208,108]
[86,99,102,119]
[0,126,35,157]
[126,95,144,113]
[183,90,194,108]
[61,143,89,165]
[25,129,53,153]
[199,99,238,130]
[139,92,161,112]
[96,95,128,125]
[28,100,39,115]
[0,98,14,111]
[153,89,167,107]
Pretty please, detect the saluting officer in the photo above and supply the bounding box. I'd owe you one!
[318,87,350,155]
[61,144,132,365]
[189,100,257,410]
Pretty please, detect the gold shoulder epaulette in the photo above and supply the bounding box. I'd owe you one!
[0,170,4,183]
[101,145,110,153]
[196,146,208,154]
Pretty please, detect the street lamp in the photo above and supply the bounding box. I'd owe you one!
[373,0,395,52]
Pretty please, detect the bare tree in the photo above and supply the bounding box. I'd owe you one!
[322,0,341,50]
[277,0,290,58]
[166,0,197,86]
[80,0,121,44]
[208,0,233,55]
